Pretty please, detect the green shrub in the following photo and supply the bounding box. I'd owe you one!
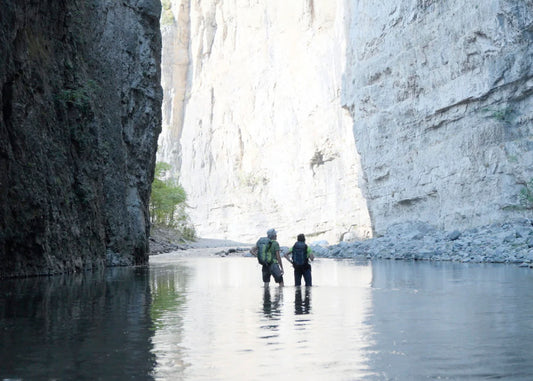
[482,106,515,123]
[57,80,99,115]
[160,0,175,25]
[150,162,196,239]
[519,178,533,209]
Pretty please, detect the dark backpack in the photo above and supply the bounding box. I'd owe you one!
[292,241,308,266]
[256,237,272,265]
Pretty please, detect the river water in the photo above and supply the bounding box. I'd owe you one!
[1,254,533,380]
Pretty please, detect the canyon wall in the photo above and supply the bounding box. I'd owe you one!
[160,0,532,243]
[343,0,533,235]
[159,0,372,244]
[0,0,162,277]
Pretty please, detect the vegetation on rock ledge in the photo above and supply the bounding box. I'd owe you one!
[519,178,533,210]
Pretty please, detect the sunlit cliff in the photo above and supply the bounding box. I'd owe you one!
[159,0,532,243]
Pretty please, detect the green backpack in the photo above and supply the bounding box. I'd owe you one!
[256,237,272,266]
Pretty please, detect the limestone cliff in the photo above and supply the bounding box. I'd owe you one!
[159,0,372,244]
[160,0,532,243]
[343,0,533,234]
[0,1,162,277]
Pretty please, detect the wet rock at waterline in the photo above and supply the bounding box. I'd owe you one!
[314,219,533,266]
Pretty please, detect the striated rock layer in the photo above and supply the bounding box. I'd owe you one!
[0,1,162,277]
[342,1,533,235]
[159,0,372,244]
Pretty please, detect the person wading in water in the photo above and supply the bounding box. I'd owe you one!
[251,228,284,287]
[285,233,314,286]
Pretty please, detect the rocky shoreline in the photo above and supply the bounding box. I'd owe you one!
[313,218,533,267]
[149,226,253,255]
[150,219,533,267]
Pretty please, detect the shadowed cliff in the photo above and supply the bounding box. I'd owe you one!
[0,0,162,277]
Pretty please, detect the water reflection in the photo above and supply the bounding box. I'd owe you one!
[148,256,374,380]
[259,287,283,343]
[0,267,155,380]
[3,255,533,380]
[294,286,311,315]
[149,262,191,380]
[261,286,282,319]
[365,260,533,379]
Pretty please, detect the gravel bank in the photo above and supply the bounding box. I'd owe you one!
[312,219,533,267]
[149,226,253,256]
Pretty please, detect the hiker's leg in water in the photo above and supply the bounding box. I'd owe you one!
[262,265,271,286]
[294,267,302,286]
[303,267,312,286]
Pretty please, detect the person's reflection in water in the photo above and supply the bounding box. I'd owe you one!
[294,286,312,315]
[260,287,283,341]
[262,286,283,319]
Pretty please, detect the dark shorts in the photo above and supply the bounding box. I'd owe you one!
[262,263,284,283]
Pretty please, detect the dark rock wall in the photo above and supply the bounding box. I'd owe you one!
[0,0,162,277]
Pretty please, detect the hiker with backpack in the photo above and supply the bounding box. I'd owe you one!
[250,228,284,287]
[285,233,315,286]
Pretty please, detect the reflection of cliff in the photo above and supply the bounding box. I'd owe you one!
[0,268,155,379]
[0,1,162,277]
[160,0,533,241]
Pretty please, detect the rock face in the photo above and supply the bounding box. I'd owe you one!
[159,0,372,244]
[0,1,162,277]
[160,0,532,243]
[342,1,533,235]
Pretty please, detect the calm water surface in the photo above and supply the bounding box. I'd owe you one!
[1,255,533,380]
